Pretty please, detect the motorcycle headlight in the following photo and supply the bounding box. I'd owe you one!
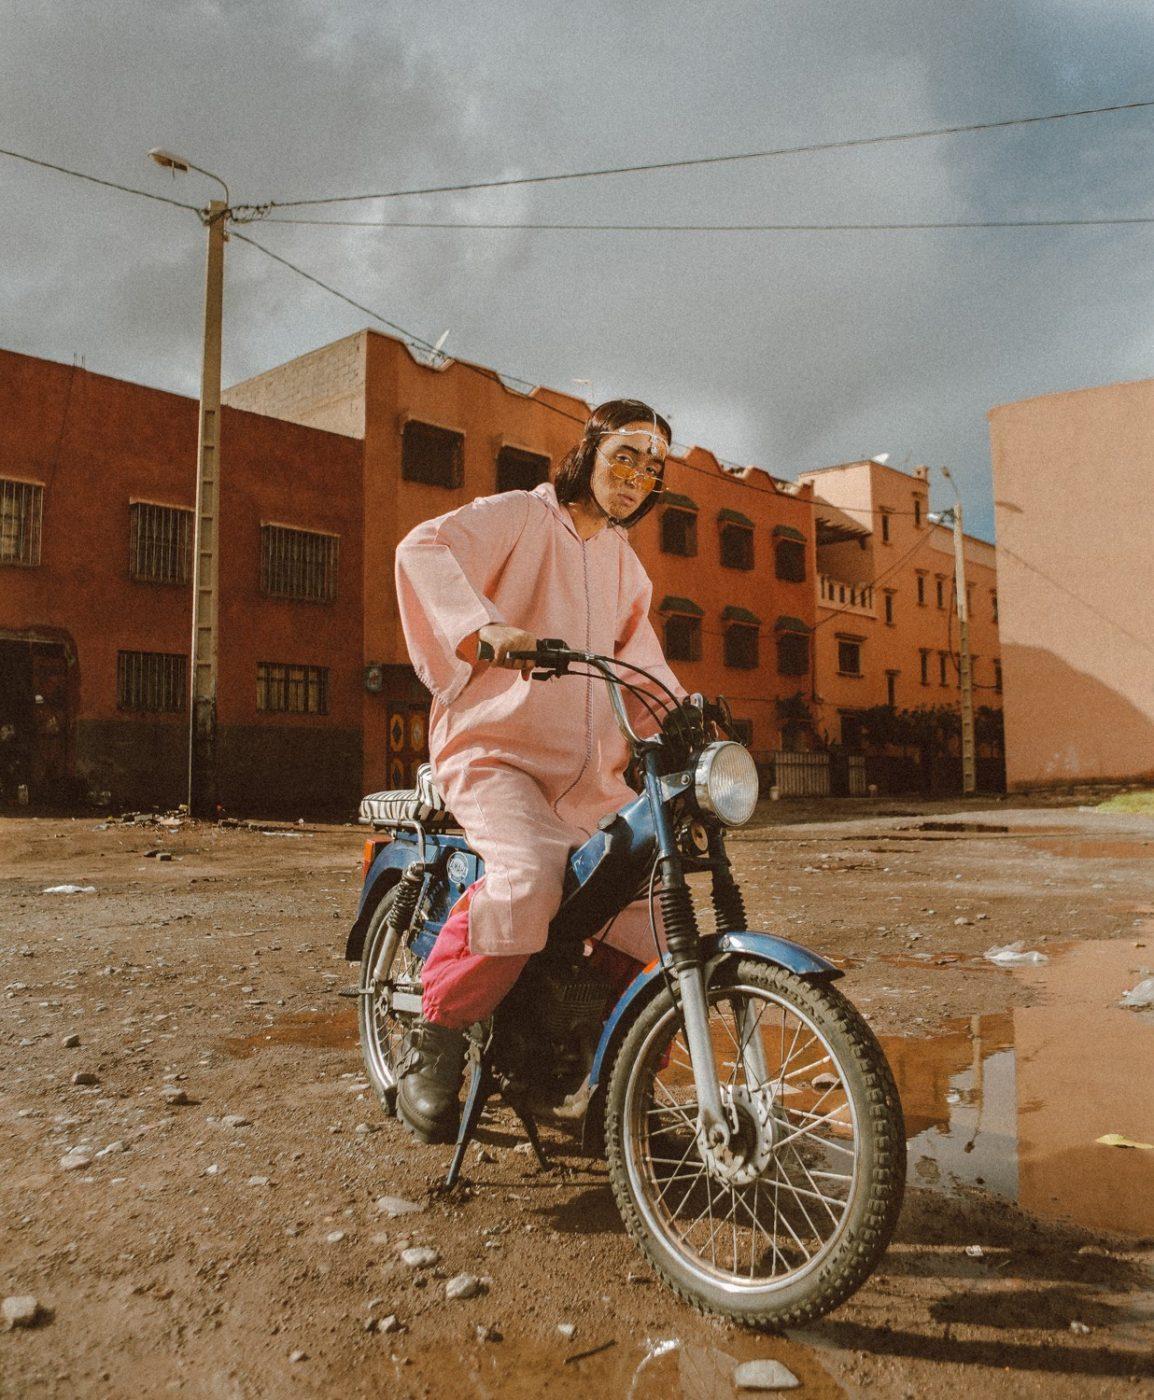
[693,741,759,827]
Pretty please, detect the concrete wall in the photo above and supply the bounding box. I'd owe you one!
[224,334,366,439]
[990,380,1154,788]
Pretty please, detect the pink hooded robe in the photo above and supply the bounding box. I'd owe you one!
[394,482,684,961]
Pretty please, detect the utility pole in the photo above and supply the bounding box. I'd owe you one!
[940,468,976,795]
[147,151,231,818]
[189,199,227,817]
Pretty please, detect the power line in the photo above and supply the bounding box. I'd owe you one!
[811,530,937,632]
[0,145,201,213]
[234,228,989,528]
[256,98,1154,211]
[261,214,1154,232]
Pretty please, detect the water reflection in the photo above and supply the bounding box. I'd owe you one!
[884,938,1154,1235]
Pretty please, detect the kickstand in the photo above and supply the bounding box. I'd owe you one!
[441,1040,552,1189]
[443,1046,495,1191]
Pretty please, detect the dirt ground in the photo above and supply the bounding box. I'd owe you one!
[2,795,1154,1399]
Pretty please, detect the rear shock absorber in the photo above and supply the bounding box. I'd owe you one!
[386,860,429,940]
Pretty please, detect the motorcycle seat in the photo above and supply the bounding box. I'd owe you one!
[359,762,454,828]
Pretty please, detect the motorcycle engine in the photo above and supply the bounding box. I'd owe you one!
[497,945,613,1108]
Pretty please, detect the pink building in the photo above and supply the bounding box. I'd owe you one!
[990,380,1154,788]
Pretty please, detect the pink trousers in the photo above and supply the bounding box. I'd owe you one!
[421,881,642,1030]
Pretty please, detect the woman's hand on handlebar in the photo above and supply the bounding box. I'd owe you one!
[477,624,538,678]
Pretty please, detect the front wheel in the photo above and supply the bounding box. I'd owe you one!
[604,959,905,1328]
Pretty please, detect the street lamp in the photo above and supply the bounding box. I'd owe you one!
[149,148,229,818]
[940,468,976,796]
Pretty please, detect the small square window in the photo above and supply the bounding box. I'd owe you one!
[664,614,701,663]
[402,420,464,488]
[661,508,697,557]
[774,538,806,582]
[720,524,754,570]
[496,445,550,494]
[776,632,809,676]
[724,624,759,670]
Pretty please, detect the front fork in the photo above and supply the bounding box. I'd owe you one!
[641,753,747,1152]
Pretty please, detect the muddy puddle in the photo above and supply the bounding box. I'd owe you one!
[404,1326,841,1399]
[222,1007,357,1056]
[885,937,1154,1236]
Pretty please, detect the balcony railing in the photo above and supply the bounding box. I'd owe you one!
[818,574,875,615]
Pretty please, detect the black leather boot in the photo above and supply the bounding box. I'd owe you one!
[396,1019,467,1144]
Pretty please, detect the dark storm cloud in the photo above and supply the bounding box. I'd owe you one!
[4,0,1153,537]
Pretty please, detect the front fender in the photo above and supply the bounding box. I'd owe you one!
[587,930,841,1092]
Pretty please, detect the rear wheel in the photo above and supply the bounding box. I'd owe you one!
[358,886,425,1116]
[604,959,905,1327]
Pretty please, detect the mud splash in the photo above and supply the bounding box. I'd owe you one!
[885,937,1154,1236]
[222,1007,357,1057]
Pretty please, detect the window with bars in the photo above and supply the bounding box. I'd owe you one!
[0,478,44,567]
[257,662,329,715]
[260,525,339,603]
[663,613,702,663]
[496,445,550,494]
[402,420,464,488]
[724,623,759,670]
[117,651,187,713]
[130,502,192,584]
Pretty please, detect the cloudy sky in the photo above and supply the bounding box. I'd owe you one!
[5,0,1153,538]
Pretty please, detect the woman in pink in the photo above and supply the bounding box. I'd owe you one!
[392,399,684,1141]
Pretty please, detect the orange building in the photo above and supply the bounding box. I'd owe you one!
[0,350,363,812]
[990,380,1154,789]
[1,333,1006,814]
[226,330,819,788]
[795,458,1003,792]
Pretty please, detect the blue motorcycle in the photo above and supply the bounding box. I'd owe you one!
[344,642,905,1327]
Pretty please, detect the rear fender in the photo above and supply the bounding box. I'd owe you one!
[344,843,421,961]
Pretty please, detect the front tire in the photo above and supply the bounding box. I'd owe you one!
[604,959,905,1328]
[358,886,425,1116]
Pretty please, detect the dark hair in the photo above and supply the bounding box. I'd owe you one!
[553,398,672,528]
